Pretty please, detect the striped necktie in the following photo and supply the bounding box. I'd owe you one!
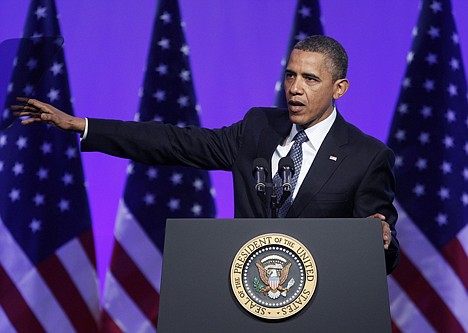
[274,130,309,218]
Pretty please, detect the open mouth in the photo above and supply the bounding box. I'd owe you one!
[288,100,305,112]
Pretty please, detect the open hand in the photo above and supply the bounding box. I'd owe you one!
[11,97,85,133]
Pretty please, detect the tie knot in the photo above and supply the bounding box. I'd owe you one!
[293,130,309,145]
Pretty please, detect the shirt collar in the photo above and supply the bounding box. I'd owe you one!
[286,107,337,151]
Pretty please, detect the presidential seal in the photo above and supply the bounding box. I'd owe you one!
[230,233,317,320]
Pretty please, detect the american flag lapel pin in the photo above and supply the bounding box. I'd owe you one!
[329,155,338,161]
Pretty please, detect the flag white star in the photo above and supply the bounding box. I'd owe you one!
[413,184,425,197]
[26,58,38,70]
[177,95,189,107]
[29,219,42,233]
[435,213,448,226]
[16,136,28,150]
[47,88,60,102]
[50,62,64,76]
[153,90,166,102]
[35,6,47,19]
[160,11,171,24]
[168,198,180,211]
[143,193,156,206]
[12,162,24,176]
[449,58,460,70]
[395,155,404,168]
[298,6,311,18]
[0,135,7,147]
[407,51,415,63]
[440,161,452,174]
[58,199,70,212]
[427,26,440,39]
[447,83,458,97]
[180,44,189,56]
[171,172,183,185]
[192,178,204,191]
[452,32,459,44]
[9,188,20,202]
[65,146,77,159]
[191,203,202,216]
[37,167,48,180]
[62,173,74,185]
[418,132,430,145]
[295,31,308,41]
[463,167,468,180]
[425,53,438,65]
[0,161,4,172]
[423,79,435,92]
[158,38,170,50]
[442,136,454,148]
[41,142,52,154]
[155,64,168,75]
[429,1,442,13]
[421,106,432,118]
[126,163,134,175]
[395,129,406,142]
[445,110,456,122]
[438,187,450,200]
[146,167,158,180]
[402,77,411,89]
[415,158,428,170]
[33,193,45,206]
[179,69,190,82]
[398,103,409,114]
[461,193,468,206]
[23,84,35,96]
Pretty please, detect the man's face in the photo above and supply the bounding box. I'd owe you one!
[284,49,346,128]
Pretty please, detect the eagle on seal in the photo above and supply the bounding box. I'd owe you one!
[256,259,292,299]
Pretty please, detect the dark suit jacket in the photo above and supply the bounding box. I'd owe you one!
[82,107,400,273]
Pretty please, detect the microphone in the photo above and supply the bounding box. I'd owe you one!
[252,158,269,193]
[278,157,294,193]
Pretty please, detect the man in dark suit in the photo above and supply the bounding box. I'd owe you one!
[13,35,399,273]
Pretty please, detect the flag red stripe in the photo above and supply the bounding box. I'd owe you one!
[0,265,45,333]
[79,229,97,268]
[100,309,124,333]
[110,240,160,325]
[392,251,465,333]
[36,255,98,332]
[391,320,402,333]
[440,238,468,291]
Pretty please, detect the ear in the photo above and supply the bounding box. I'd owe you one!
[333,78,349,100]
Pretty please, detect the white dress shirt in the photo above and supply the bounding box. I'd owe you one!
[271,108,337,199]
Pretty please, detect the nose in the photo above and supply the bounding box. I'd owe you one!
[288,78,303,95]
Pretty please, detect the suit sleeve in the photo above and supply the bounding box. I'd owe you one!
[81,118,245,171]
[353,147,400,274]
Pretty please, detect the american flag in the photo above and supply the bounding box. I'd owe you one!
[99,0,216,332]
[274,0,323,108]
[386,0,468,332]
[0,0,100,332]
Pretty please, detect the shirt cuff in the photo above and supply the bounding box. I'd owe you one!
[80,117,89,141]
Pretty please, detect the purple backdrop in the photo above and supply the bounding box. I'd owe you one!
[2,0,467,295]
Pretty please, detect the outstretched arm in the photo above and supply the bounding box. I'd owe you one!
[11,97,85,133]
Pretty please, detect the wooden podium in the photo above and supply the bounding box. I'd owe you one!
[157,218,391,333]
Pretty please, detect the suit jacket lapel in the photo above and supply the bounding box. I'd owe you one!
[287,112,349,217]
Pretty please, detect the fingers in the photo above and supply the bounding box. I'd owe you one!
[381,221,391,250]
[366,213,391,250]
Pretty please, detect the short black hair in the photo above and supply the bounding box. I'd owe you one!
[294,35,348,81]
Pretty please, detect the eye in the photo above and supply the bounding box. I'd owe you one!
[284,71,295,79]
